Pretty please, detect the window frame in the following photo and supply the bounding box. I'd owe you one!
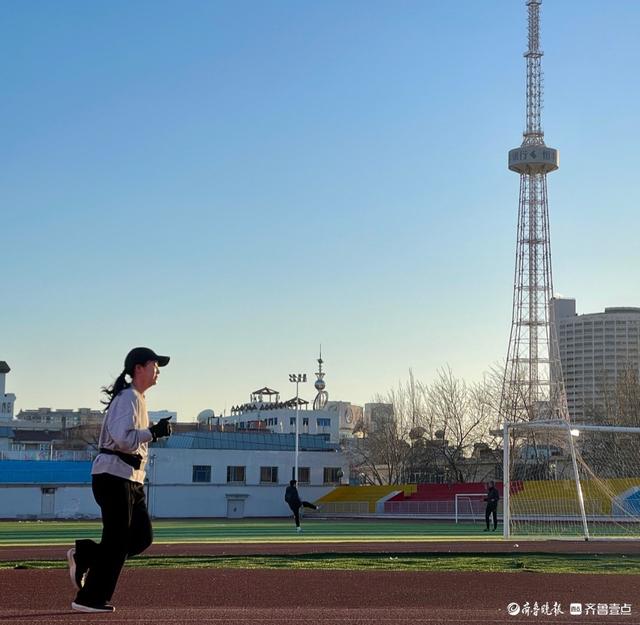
[260,466,279,484]
[292,466,311,484]
[323,467,342,485]
[226,465,246,484]
[192,465,212,483]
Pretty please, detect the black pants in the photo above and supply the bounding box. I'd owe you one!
[289,501,317,527]
[485,503,498,530]
[75,473,153,604]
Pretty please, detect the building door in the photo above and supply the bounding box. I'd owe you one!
[226,497,246,518]
[41,487,56,517]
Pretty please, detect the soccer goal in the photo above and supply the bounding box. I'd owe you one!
[454,493,487,524]
[503,420,640,540]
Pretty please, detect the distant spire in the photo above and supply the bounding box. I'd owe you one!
[313,346,328,410]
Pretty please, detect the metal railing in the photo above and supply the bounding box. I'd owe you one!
[307,501,369,515]
[384,500,457,516]
[0,450,96,462]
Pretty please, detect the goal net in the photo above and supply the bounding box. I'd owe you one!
[503,421,640,540]
[454,493,489,524]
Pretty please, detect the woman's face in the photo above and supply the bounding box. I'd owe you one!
[134,360,160,391]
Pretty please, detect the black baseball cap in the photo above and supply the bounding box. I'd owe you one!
[124,347,170,374]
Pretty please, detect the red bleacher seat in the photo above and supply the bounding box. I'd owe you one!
[388,482,504,502]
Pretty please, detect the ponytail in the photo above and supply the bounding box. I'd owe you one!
[101,370,131,409]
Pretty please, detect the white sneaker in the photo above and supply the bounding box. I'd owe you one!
[71,601,115,613]
[67,548,88,590]
[296,526,302,533]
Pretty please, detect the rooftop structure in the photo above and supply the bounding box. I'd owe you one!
[14,407,104,430]
[160,431,339,451]
[0,361,15,421]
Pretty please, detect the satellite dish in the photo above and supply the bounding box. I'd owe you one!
[197,409,215,424]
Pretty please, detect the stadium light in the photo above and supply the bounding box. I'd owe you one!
[289,373,307,481]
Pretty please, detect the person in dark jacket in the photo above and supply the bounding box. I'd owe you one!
[285,479,319,532]
[484,480,500,531]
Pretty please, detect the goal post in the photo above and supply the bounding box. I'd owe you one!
[503,420,640,540]
[454,493,487,524]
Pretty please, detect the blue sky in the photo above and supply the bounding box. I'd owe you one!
[2,1,639,419]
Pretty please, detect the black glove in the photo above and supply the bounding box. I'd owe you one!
[149,416,172,442]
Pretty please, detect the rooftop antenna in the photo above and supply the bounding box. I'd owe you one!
[313,346,328,410]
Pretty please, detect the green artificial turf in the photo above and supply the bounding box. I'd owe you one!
[0,519,506,546]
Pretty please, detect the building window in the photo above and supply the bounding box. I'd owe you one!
[290,417,296,426]
[323,467,342,484]
[317,418,331,427]
[227,466,246,483]
[192,465,211,483]
[292,467,310,484]
[302,418,309,426]
[260,466,278,483]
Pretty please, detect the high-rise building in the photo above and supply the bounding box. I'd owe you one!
[552,299,640,421]
[500,0,568,422]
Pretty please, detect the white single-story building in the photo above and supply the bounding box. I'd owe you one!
[0,431,346,519]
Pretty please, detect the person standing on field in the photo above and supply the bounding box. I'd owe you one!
[484,480,500,532]
[67,347,173,613]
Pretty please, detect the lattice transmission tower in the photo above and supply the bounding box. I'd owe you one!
[500,0,568,422]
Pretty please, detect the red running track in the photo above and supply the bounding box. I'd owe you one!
[1,567,639,625]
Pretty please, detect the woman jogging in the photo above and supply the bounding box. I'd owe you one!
[67,347,172,613]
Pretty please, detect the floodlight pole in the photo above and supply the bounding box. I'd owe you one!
[289,373,307,481]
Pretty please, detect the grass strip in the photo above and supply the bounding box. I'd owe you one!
[2,553,640,574]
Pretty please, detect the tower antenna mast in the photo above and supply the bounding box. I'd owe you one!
[500,0,568,422]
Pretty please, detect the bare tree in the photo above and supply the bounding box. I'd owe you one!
[614,367,640,427]
[346,370,424,485]
[579,367,640,478]
[583,366,640,426]
[347,367,503,485]
[346,407,411,485]
[418,366,496,482]
[66,423,102,452]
